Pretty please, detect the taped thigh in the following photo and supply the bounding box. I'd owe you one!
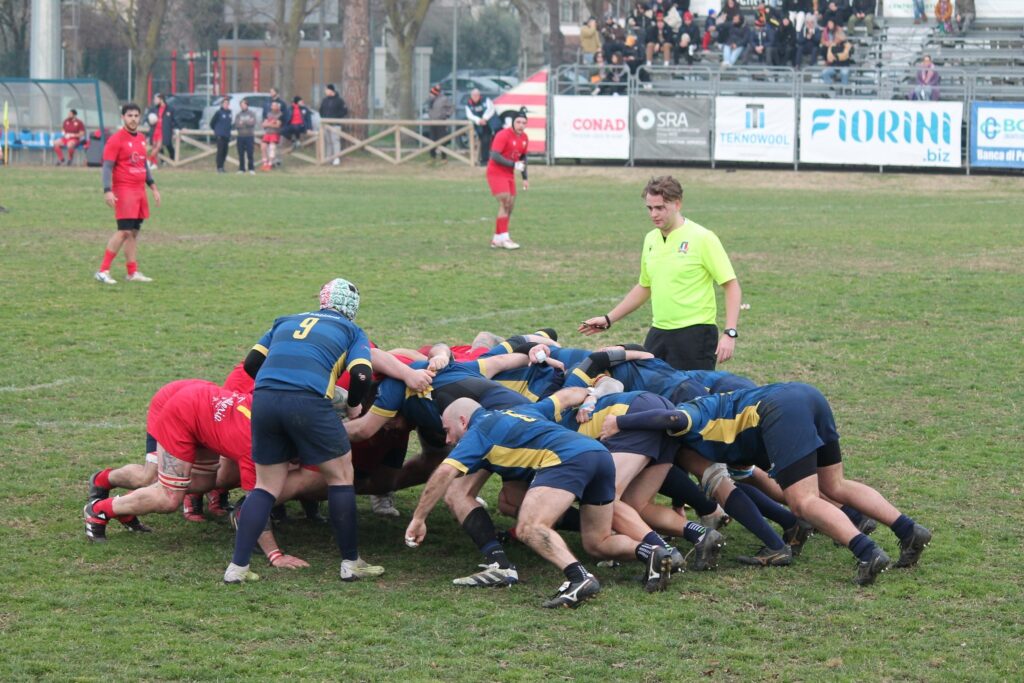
[700,462,731,499]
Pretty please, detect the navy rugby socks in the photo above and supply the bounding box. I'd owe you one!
[738,482,799,530]
[328,484,359,561]
[723,488,787,550]
[462,506,513,569]
[231,488,275,566]
[889,514,916,542]
[848,533,878,563]
[660,466,719,516]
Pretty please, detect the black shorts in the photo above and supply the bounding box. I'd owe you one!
[644,324,718,371]
[773,441,843,489]
[116,219,144,231]
[251,388,351,467]
[604,393,679,465]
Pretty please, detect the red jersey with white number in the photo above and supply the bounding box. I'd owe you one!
[62,117,85,137]
[103,128,149,191]
[486,128,529,176]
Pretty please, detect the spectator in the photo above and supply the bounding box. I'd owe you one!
[282,96,311,149]
[722,14,750,67]
[53,108,86,166]
[233,98,258,174]
[702,9,718,50]
[601,16,627,60]
[646,14,676,66]
[581,17,602,64]
[465,88,496,165]
[821,27,853,85]
[934,0,954,33]
[146,93,176,167]
[319,84,348,166]
[819,18,837,62]
[773,16,798,66]
[795,13,821,66]
[912,0,927,24]
[622,34,645,78]
[600,52,629,95]
[260,101,283,171]
[675,11,703,64]
[846,0,876,34]
[954,0,975,33]
[719,0,742,24]
[630,3,654,39]
[427,84,453,163]
[209,97,233,173]
[268,87,289,120]
[911,54,941,100]
[821,1,852,26]
[784,0,814,32]
[664,5,683,34]
[743,16,775,64]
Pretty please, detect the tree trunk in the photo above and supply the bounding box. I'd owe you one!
[396,35,414,119]
[278,0,309,98]
[509,0,544,76]
[341,0,369,119]
[382,0,434,120]
[133,0,169,107]
[547,0,563,70]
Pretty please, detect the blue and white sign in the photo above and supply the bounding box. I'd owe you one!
[714,97,796,164]
[799,99,963,168]
[971,101,1024,169]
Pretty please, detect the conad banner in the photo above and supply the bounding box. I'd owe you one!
[970,101,1024,169]
[713,96,796,163]
[633,95,711,161]
[552,96,630,159]
[799,99,962,167]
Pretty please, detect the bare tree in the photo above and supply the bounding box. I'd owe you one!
[0,0,29,56]
[546,0,563,71]
[341,0,369,119]
[508,0,544,76]
[95,0,170,104]
[382,0,434,119]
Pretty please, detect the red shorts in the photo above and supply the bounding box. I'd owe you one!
[149,381,252,465]
[55,136,79,148]
[114,188,149,221]
[487,172,516,197]
[263,133,280,144]
[146,380,202,434]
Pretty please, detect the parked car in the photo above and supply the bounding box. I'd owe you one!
[165,94,210,130]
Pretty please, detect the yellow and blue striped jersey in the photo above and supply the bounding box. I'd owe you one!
[253,309,371,399]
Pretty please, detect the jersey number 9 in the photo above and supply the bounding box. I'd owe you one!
[293,317,319,340]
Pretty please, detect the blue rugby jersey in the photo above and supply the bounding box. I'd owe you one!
[252,309,371,398]
[443,403,605,480]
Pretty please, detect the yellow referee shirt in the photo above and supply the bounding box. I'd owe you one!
[638,218,736,330]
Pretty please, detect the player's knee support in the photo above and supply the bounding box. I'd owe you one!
[158,470,191,491]
[191,461,220,477]
[701,463,731,499]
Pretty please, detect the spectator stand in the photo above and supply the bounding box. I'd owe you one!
[0,78,118,166]
[796,64,968,101]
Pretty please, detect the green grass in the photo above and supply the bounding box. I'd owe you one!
[1,162,1022,681]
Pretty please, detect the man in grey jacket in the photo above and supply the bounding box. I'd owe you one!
[233,98,258,174]
[427,84,454,162]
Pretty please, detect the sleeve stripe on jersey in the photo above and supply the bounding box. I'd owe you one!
[668,411,694,437]
[346,358,372,372]
[442,458,469,474]
[571,367,598,386]
[370,406,398,418]
[252,344,269,357]
[549,395,563,422]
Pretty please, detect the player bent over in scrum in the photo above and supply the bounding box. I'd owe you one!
[405,397,674,609]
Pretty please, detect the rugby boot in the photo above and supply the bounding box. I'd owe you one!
[340,557,386,582]
[737,544,793,567]
[854,546,891,586]
[783,519,815,556]
[858,516,879,536]
[452,563,519,587]
[666,546,687,574]
[643,546,672,593]
[542,574,601,609]
[205,489,231,517]
[699,509,731,531]
[690,529,725,571]
[370,492,401,517]
[894,524,932,568]
[83,501,109,542]
[88,471,110,502]
[118,515,153,533]
[182,494,205,522]
[223,563,260,584]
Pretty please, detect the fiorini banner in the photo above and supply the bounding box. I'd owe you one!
[633,95,711,161]
[552,96,630,159]
[799,99,962,167]
[970,101,1024,169]
[713,97,795,163]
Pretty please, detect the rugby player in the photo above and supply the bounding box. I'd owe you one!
[486,108,530,250]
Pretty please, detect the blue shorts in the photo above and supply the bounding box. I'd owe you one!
[530,449,616,506]
[251,388,351,467]
[759,383,841,484]
[604,393,679,465]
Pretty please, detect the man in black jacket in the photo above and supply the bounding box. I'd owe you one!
[773,15,798,66]
[319,84,348,165]
[674,11,702,65]
[846,0,876,34]
[209,97,233,173]
[645,14,676,66]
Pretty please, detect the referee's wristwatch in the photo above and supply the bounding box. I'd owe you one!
[724,328,738,339]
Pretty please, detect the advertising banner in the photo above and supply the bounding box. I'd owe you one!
[877,0,1023,19]
[633,95,711,161]
[552,95,630,159]
[970,101,1024,169]
[713,96,796,163]
[799,99,962,167]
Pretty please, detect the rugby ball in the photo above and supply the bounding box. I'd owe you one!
[147,112,159,125]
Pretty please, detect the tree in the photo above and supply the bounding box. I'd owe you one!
[507,0,544,76]
[382,0,434,119]
[341,0,370,120]
[276,0,318,98]
[0,0,29,76]
[546,0,563,70]
[95,0,170,104]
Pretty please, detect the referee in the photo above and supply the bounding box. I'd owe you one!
[581,176,741,371]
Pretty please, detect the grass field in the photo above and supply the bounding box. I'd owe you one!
[1,161,1022,681]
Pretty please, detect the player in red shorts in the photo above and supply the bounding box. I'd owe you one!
[485,108,530,250]
[94,103,161,285]
[53,109,86,166]
[260,101,284,171]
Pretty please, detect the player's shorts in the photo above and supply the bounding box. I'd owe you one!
[262,133,280,144]
[530,449,616,506]
[487,171,516,197]
[251,388,350,467]
[148,380,225,463]
[113,189,149,221]
[55,136,79,147]
[759,383,842,488]
[603,393,679,465]
[146,379,209,453]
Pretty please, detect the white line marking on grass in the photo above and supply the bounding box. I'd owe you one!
[0,378,74,393]
[0,418,133,430]
[434,297,620,325]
